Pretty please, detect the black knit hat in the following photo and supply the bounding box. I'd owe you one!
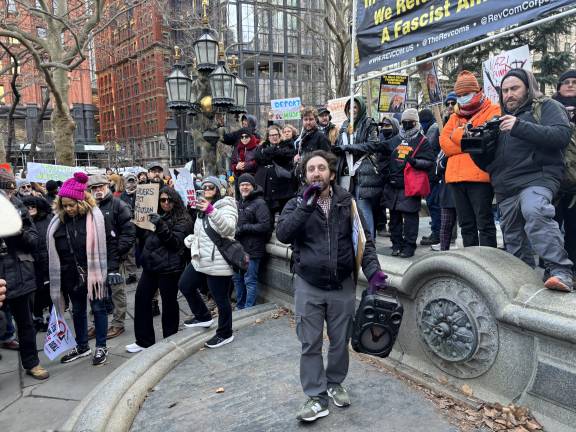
[237,128,253,137]
[558,70,576,90]
[237,173,256,187]
[502,69,530,89]
[45,180,59,192]
[418,108,434,123]
[0,169,16,191]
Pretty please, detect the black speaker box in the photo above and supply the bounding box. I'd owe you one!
[351,290,403,358]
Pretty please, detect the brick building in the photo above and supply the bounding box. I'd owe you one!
[94,0,171,168]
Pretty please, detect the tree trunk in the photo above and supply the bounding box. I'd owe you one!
[52,68,76,166]
[29,91,50,161]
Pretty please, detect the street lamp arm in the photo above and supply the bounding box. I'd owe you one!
[224,37,255,56]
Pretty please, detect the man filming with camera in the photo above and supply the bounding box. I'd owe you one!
[476,68,574,292]
[276,150,388,422]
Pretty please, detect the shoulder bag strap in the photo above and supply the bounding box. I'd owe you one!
[202,217,225,248]
[65,223,84,272]
[411,136,426,158]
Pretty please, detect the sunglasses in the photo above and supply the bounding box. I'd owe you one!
[160,198,173,203]
[268,133,280,137]
[561,79,576,86]
[240,134,250,139]
[20,185,32,189]
[445,101,457,107]
[202,185,216,191]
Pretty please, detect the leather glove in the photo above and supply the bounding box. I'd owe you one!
[107,273,124,286]
[148,213,163,226]
[301,183,322,209]
[368,270,388,295]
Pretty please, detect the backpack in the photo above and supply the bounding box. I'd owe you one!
[532,97,576,195]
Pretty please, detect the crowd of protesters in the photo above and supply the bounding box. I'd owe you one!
[0,67,574,389]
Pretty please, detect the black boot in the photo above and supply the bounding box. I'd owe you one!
[152,299,161,317]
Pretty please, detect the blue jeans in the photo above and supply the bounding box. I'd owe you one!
[426,182,441,237]
[233,258,261,309]
[0,307,16,341]
[70,289,108,348]
[355,191,379,240]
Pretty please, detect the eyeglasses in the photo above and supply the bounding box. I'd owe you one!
[240,134,250,139]
[561,79,576,87]
[268,133,280,137]
[159,198,173,203]
[445,101,457,107]
[202,185,216,191]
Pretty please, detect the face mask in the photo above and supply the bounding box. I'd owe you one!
[457,93,475,105]
[402,121,416,131]
[382,128,394,138]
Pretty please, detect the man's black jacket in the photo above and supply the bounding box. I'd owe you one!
[236,186,271,259]
[276,184,380,290]
[98,193,136,272]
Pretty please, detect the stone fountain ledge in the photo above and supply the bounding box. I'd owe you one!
[62,304,278,432]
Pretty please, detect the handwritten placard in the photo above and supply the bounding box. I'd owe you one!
[133,183,159,231]
[26,162,86,183]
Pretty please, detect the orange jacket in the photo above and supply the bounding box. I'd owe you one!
[440,99,501,183]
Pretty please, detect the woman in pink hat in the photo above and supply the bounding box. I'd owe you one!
[47,172,109,366]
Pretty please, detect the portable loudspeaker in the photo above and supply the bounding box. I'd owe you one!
[351,290,403,358]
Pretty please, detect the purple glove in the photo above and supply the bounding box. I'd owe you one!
[368,271,388,295]
[204,202,215,214]
[301,183,322,209]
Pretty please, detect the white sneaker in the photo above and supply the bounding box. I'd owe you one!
[430,244,441,251]
[125,342,145,353]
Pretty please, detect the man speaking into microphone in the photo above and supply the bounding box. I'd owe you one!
[277,150,388,422]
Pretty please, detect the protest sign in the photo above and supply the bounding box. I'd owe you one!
[355,0,572,76]
[0,163,12,173]
[270,97,301,120]
[483,45,532,104]
[378,75,408,113]
[417,61,443,105]
[44,307,76,361]
[26,162,86,183]
[133,183,159,231]
[175,168,197,208]
[327,96,353,128]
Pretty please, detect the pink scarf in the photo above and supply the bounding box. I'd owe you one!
[86,210,107,301]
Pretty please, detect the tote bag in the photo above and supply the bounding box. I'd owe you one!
[404,137,430,198]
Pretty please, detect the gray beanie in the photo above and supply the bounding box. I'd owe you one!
[201,176,223,189]
[401,108,419,122]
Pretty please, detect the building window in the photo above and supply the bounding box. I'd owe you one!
[241,4,255,49]
[226,2,238,45]
[272,61,285,98]
[258,60,270,103]
[0,85,4,105]
[286,14,298,54]
[271,11,284,53]
[7,0,16,13]
[258,9,269,51]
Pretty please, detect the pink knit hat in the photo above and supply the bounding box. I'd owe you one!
[58,172,89,201]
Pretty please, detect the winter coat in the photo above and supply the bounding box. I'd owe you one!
[381,131,435,213]
[223,114,261,144]
[0,197,38,300]
[254,140,296,204]
[276,185,381,290]
[231,136,259,177]
[440,98,500,183]
[186,196,238,276]
[297,128,331,156]
[485,98,572,202]
[425,123,442,183]
[98,193,136,272]
[377,118,401,185]
[120,190,136,212]
[53,213,88,294]
[138,211,193,274]
[335,96,384,199]
[33,215,52,287]
[236,187,271,259]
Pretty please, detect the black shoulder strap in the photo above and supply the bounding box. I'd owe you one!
[64,223,82,271]
[202,217,225,248]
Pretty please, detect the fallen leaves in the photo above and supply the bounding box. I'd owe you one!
[215,387,225,393]
[477,403,542,431]
[461,384,473,397]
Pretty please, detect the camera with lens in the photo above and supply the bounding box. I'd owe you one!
[351,289,403,358]
[461,116,501,155]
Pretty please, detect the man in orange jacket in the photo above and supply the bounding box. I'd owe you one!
[440,71,499,247]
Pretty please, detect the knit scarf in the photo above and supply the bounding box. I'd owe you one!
[457,92,485,117]
[399,123,422,140]
[48,206,108,313]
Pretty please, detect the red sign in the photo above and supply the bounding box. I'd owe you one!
[0,163,12,173]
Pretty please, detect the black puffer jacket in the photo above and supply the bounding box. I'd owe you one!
[98,193,136,272]
[0,197,38,300]
[120,190,136,212]
[254,140,296,203]
[236,186,271,259]
[53,213,88,294]
[335,97,383,199]
[138,212,193,274]
[276,185,380,290]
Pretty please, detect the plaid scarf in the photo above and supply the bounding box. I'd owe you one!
[48,206,108,313]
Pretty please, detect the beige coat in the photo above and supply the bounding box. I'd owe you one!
[184,196,238,276]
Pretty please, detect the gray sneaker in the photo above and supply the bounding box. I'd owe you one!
[327,384,351,407]
[296,397,329,422]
